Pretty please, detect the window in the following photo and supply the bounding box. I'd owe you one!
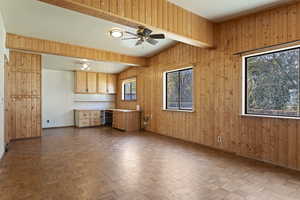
[122,78,136,101]
[243,46,300,118]
[164,67,193,111]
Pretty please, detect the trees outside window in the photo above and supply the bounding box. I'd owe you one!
[122,78,136,101]
[166,68,193,110]
[245,48,300,117]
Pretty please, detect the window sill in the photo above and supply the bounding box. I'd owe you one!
[241,114,300,120]
[121,100,137,102]
[162,109,195,113]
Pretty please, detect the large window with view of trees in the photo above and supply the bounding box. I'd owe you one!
[244,47,300,118]
[164,68,193,111]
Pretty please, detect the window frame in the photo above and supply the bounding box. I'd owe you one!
[242,45,300,120]
[163,66,194,112]
[122,77,137,101]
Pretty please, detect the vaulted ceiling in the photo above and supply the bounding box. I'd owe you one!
[169,0,295,22]
[0,0,176,58]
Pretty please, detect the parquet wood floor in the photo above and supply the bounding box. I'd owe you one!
[1,127,300,200]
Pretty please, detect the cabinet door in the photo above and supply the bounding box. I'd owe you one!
[97,73,107,93]
[87,72,97,93]
[75,71,87,93]
[5,51,42,140]
[113,111,125,130]
[107,74,117,94]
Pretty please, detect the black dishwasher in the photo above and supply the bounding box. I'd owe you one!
[104,110,113,126]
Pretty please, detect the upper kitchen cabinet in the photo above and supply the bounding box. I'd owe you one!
[74,71,87,93]
[97,73,107,94]
[107,74,117,94]
[87,72,97,93]
[75,71,97,94]
[75,71,117,94]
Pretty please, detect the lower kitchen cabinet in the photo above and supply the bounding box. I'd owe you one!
[112,110,141,131]
[75,110,102,128]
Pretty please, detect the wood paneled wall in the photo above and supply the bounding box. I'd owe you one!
[38,0,214,47]
[5,51,42,141]
[117,2,300,171]
[116,67,144,110]
[6,33,146,66]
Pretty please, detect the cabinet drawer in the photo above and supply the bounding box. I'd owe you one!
[78,119,90,127]
[90,119,101,126]
[79,111,90,119]
[91,111,100,118]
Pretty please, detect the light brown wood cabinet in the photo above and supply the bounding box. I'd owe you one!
[75,71,97,94]
[87,72,97,93]
[112,110,140,131]
[75,71,117,94]
[75,71,87,93]
[5,51,42,141]
[75,110,102,128]
[107,74,117,94]
[97,73,107,94]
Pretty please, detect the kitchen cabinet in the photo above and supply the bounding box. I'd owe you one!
[75,71,117,94]
[75,71,97,94]
[75,71,87,93]
[107,74,117,94]
[75,110,102,128]
[87,72,97,93]
[97,73,107,94]
[112,109,140,131]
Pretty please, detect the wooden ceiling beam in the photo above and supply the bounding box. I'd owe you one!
[37,0,215,48]
[6,33,147,66]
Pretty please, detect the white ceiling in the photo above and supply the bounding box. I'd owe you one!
[42,54,129,74]
[0,0,176,57]
[169,0,294,22]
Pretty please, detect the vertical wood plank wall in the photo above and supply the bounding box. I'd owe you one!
[116,67,144,110]
[117,2,300,171]
[5,51,42,141]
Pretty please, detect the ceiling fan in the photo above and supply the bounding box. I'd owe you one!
[122,26,166,46]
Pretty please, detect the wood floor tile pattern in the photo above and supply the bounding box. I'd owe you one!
[1,127,300,200]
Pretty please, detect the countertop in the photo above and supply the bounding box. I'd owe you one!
[108,109,141,113]
[74,109,104,111]
[74,108,141,112]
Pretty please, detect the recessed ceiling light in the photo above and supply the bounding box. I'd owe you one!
[109,28,123,38]
[82,63,89,69]
[80,63,90,71]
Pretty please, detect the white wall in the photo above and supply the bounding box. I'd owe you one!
[0,12,7,159]
[42,69,115,128]
[42,69,75,128]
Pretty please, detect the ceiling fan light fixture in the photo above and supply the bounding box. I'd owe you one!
[109,28,123,38]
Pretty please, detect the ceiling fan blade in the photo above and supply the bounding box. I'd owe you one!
[146,38,159,45]
[122,37,139,40]
[143,27,153,36]
[124,31,138,36]
[150,34,165,39]
[135,39,144,46]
